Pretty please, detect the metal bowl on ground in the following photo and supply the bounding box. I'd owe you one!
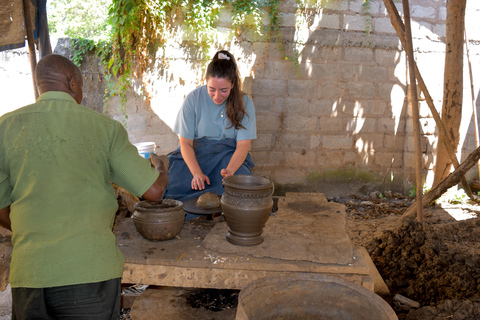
[132,199,185,241]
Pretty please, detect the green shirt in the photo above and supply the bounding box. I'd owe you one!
[0,91,159,288]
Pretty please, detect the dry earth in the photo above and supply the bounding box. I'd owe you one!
[333,191,480,320]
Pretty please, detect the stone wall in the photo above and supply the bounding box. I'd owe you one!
[5,0,480,195]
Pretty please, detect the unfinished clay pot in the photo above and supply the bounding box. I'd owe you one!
[221,175,274,246]
[133,199,185,241]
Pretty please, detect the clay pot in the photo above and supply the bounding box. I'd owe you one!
[236,275,398,320]
[133,199,185,241]
[221,175,274,246]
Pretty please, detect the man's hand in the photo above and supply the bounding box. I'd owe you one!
[0,207,11,231]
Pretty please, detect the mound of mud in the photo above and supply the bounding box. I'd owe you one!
[367,218,480,318]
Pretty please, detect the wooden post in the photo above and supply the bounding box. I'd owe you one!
[22,0,38,99]
[382,0,474,201]
[402,0,423,224]
[464,29,480,181]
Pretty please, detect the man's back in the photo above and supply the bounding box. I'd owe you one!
[0,91,157,288]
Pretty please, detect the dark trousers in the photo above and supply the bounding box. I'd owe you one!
[11,278,121,320]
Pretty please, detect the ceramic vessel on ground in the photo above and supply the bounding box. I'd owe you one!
[221,175,274,246]
[235,275,398,320]
[133,199,185,241]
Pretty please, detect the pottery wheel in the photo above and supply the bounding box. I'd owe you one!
[183,197,222,215]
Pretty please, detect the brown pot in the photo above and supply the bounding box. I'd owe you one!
[133,199,185,241]
[221,175,274,246]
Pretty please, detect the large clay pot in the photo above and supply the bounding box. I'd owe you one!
[221,175,274,246]
[133,199,185,241]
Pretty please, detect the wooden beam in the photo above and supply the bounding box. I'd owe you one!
[22,0,38,99]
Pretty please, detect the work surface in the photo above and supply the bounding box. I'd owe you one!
[116,192,376,291]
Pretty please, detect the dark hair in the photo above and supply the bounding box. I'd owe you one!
[206,50,246,130]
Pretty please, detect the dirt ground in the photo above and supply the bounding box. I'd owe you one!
[333,191,480,320]
[1,188,479,320]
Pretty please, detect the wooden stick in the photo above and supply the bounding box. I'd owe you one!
[402,146,480,220]
[382,0,474,201]
[402,0,423,224]
[22,0,38,99]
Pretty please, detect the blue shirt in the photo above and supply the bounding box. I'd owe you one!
[173,85,256,141]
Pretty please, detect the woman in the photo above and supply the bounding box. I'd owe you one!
[164,50,256,217]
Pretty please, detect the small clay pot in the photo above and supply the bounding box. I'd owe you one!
[133,199,185,241]
[221,175,274,246]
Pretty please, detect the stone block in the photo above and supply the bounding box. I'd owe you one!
[252,79,287,97]
[272,98,286,113]
[309,46,342,63]
[270,168,307,184]
[256,112,283,132]
[284,150,317,167]
[243,76,253,95]
[255,61,289,80]
[309,99,339,116]
[343,14,367,32]
[346,82,376,99]
[355,100,388,116]
[358,66,389,82]
[410,5,436,19]
[251,134,275,150]
[382,133,407,152]
[310,64,340,80]
[287,80,318,99]
[252,42,286,61]
[274,133,310,149]
[347,117,377,134]
[349,0,380,14]
[310,12,341,30]
[284,98,313,114]
[374,152,404,168]
[252,97,274,112]
[438,6,447,20]
[316,150,346,167]
[285,115,318,131]
[310,133,322,149]
[432,23,446,39]
[376,117,400,133]
[341,64,358,81]
[252,151,284,166]
[323,135,353,149]
[405,135,428,153]
[373,17,396,34]
[281,13,297,28]
[319,117,347,132]
[344,47,374,62]
[319,82,346,99]
[377,83,397,101]
[374,49,400,66]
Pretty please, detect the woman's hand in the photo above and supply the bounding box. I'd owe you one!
[221,168,233,178]
[192,173,210,190]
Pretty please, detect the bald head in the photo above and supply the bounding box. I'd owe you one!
[35,54,84,104]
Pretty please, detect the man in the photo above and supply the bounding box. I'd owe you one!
[0,54,168,319]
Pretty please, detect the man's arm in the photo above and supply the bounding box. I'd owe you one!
[0,206,11,231]
[141,159,169,202]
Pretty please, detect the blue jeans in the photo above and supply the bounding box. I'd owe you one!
[11,278,121,320]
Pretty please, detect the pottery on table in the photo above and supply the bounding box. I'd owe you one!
[221,175,274,246]
[132,199,185,241]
